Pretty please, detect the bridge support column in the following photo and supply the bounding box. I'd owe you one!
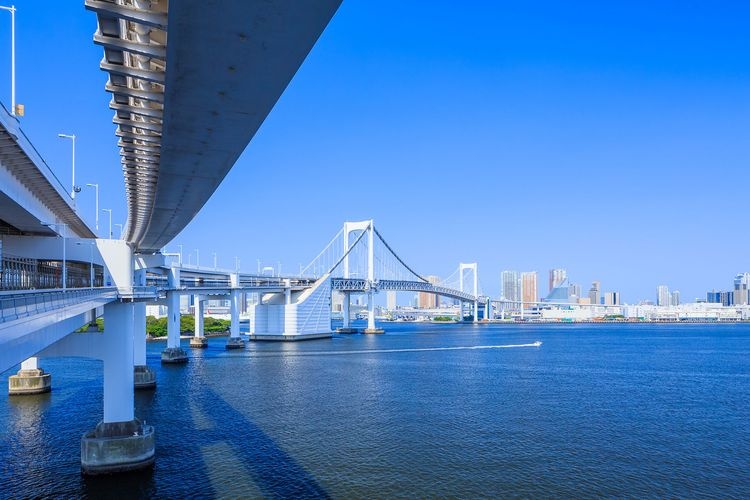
[486,298,492,321]
[8,357,51,395]
[226,288,245,349]
[337,292,357,334]
[133,302,156,389]
[162,291,188,363]
[190,295,208,348]
[363,290,384,334]
[81,300,154,475]
[473,300,479,323]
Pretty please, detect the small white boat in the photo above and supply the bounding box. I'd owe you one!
[532,341,542,347]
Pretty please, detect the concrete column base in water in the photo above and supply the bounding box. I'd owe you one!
[133,365,156,390]
[8,368,52,395]
[336,327,359,334]
[161,347,188,364]
[225,337,245,349]
[189,337,208,348]
[363,328,385,334]
[81,419,154,475]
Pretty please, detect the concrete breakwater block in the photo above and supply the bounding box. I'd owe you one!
[225,337,245,349]
[189,337,208,348]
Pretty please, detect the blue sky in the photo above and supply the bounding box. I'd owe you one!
[1,1,749,302]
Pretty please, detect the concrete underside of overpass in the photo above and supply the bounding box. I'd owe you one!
[132,0,343,253]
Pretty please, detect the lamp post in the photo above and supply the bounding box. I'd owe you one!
[177,244,183,265]
[85,183,99,231]
[195,249,200,268]
[114,223,123,239]
[58,133,77,199]
[42,222,67,290]
[101,208,112,239]
[0,5,16,116]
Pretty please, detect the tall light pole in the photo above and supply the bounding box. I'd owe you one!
[58,133,77,199]
[114,223,123,239]
[178,244,183,265]
[195,248,200,268]
[0,5,16,116]
[85,183,99,231]
[101,208,112,239]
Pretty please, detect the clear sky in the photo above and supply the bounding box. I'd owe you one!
[2,1,749,302]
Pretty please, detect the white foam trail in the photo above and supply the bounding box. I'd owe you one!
[250,342,541,358]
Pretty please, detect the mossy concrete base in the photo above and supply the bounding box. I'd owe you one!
[81,419,154,475]
[363,328,385,334]
[189,337,208,348]
[225,337,245,349]
[134,365,156,390]
[336,328,359,334]
[8,368,52,395]
[161,347,188,364]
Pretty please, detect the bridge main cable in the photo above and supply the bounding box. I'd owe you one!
[372,226,428,283]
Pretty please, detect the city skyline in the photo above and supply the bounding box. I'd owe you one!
[2,1,747,302]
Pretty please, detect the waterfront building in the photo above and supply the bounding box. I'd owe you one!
[501,270,520,303]
[671,290,680,307]
[603,291,620,305]
[588,281,601,306]
[417,276,441,309]
[657,285,670,307]
[569,283,582,300]
[521,272,538,307]
[549,268,567,294]
[734,273,750,305]
[386,291,397,311]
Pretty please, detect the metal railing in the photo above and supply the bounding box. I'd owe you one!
[0,287,117,324]
[1,254,104,291]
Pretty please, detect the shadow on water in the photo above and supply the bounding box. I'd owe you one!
[196,386,330,499]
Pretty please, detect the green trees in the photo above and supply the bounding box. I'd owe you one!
[144,315,230,337]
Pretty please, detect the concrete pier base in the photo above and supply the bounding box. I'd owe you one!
[81,419,155,475]
[248,332,333,341]
[189,337,208,348]
[8,368,52,395]
[363,328,385,334]
[225,337,245,349]
[161,347,188,364]
[133,365,156,390]
[336,327,359,334]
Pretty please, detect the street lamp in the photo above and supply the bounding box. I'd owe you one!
[177,244,183,265]
[114,223,123,239]
[58,133,78,199]
[41,222,67,290]
[85,183,99,231]
[195,248,200,268]
[0,5,16,116]
[101,208,112,239]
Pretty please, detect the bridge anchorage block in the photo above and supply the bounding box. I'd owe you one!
[363,328,385,334]
[81,418,155,475]
[189,337,208,348]
[225,337,245,350]
[134,365,156,390]
[8,368,52,395]
[161,347,188,364]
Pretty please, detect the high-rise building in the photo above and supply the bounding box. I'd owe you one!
[568,283,582,300]
[733,273,750,305]
[386,291,397,311]
[521,272,537,307]
[670,290,680,306]
[588,281,601,305]
[549,268,567,294]
[501,271,520,303]
[657,285,670,307]
[418,275,440,309]
[603,291,620,305]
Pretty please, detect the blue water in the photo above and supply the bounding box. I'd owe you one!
[1,322,749,498]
